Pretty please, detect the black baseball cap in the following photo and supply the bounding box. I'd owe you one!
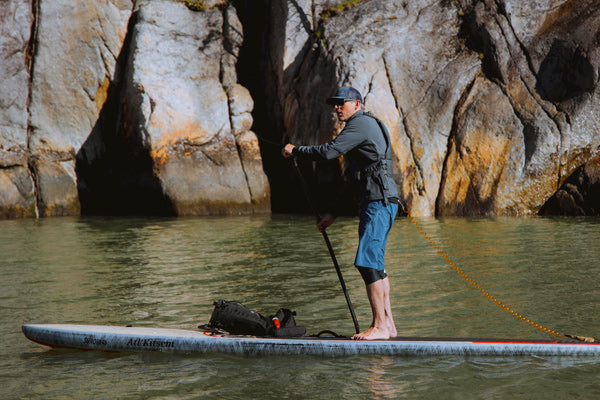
[326,86,363,105]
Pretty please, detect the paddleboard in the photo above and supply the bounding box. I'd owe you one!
[21,324,600,356]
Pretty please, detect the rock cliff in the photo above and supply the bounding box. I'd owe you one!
[251,0,600,216]
[1,0,269,217]
[0,0,34,218]
[0,0,599,218]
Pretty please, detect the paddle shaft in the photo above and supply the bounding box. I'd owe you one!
[291,157,360,334]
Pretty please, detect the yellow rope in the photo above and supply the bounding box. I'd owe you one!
[406,212,565,339]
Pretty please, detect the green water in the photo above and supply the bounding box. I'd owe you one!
[3,215,600,399]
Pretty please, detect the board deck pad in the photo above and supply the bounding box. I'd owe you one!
[22,324,600,357]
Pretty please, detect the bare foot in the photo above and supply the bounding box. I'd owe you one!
[388,323,397,338]
[351,326,390,340]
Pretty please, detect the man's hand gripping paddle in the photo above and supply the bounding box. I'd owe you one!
[290,156,361,335]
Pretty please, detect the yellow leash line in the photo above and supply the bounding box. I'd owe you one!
[406,211,594,342]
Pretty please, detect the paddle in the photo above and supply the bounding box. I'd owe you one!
[290,157,361,334]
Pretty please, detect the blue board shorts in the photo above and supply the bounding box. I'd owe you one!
[355,200,398,271]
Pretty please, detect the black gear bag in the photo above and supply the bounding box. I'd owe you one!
[206,299,306,337]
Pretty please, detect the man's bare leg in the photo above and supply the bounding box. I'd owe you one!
[382,277,397,337]
[352,278,395,340]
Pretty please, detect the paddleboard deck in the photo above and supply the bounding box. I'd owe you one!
[22,324,600,357]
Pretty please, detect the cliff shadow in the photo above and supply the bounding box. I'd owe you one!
[233,0,346,215]
[75,11,175,217]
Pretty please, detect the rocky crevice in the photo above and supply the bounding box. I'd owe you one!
[25,0,40,218]
[435,72,478,214]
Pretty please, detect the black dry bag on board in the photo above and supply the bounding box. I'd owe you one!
[207,299,305,337]
[268,307,306,338]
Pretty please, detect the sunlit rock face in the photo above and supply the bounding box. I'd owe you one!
[117,0,269,215]
[0,0,34,218]
[0,0,269,218]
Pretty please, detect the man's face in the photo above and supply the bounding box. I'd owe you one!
[332,100,361,121]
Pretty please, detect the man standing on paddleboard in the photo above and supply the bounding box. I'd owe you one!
[282,86,400,340]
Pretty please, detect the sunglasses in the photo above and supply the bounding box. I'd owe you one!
[330,99,355,106]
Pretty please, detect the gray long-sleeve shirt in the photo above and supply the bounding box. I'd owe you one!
[294,110,398,207]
